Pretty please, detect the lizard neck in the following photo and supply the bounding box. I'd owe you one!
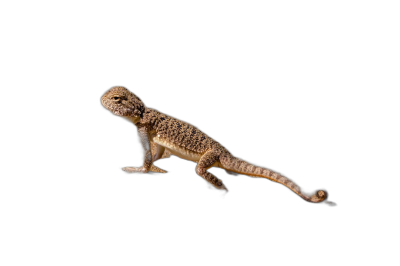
[124,116,141,125]
[122,105,154,125]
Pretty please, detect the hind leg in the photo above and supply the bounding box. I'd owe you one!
[196,151,227,191]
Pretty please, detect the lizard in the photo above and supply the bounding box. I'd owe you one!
[101,86,328,203]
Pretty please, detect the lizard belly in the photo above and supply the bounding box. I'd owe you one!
[152,136,202,162]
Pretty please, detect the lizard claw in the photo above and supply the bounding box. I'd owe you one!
[221,188,229,199]
[122,167,147,173]
[150,165,168,173]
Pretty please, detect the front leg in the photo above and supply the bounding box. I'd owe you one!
[122,126,166,174]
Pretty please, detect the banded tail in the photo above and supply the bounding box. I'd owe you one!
[219,153,327,203]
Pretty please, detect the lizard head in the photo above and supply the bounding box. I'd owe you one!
[101,86,145,117]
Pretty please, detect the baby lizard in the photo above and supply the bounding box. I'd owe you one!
[101,86,328,203]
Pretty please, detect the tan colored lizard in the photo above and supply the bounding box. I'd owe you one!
[101,86,328,203]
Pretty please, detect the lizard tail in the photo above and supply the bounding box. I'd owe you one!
[219,153,327,203]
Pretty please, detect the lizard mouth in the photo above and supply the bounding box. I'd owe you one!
[111,106,135,117]
[119,106,140,117]
[104,104,135,117]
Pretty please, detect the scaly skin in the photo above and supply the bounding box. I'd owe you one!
[101,86,328,203]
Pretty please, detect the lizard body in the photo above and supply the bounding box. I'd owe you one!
[101,86,328,203]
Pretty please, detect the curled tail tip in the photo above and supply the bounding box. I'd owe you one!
[309,190,328,203]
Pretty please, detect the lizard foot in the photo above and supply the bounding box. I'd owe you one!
[150,165,167,173]
[122,167,148,173]
[207,185,229,199]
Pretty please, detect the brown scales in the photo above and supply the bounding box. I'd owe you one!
[101,86,328,203]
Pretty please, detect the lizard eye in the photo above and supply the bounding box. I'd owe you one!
[112,96,120,101]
